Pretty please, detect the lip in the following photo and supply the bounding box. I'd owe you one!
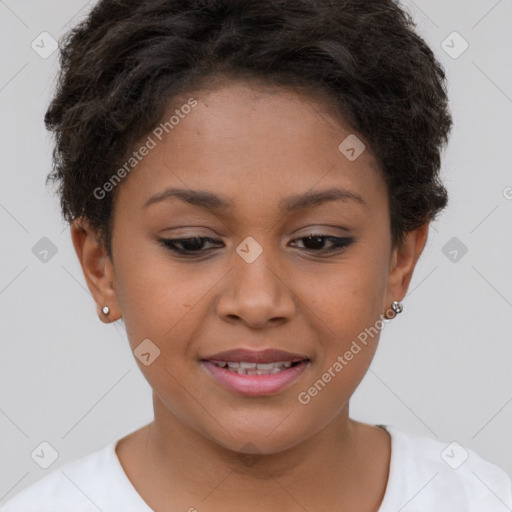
[200,348,310,364]
[200,359,311,397]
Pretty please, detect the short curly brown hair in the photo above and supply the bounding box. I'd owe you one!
[44,0,452,257]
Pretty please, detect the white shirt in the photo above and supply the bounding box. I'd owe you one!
[1,424,511,511]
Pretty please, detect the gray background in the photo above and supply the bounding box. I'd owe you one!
[1,0,511,504]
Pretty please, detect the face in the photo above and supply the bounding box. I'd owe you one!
[73,81,427,455]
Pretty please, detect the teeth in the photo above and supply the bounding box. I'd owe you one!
[239,362,257,369]
[213,360,296,375]
[255,362,279,370]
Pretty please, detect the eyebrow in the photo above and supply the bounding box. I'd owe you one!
[143,186,367,212]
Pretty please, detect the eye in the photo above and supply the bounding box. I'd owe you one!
[158,233,354,257]
[289,233,355,253]
[158,236,221,256]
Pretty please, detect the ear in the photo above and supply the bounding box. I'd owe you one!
[384,222,429,317]
[70,217,121,323]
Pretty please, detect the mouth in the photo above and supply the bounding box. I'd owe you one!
[206,360,305,375]
[199,348,311,396]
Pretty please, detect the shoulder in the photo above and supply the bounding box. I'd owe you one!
[0,437,150,512]
[379,424,512,512]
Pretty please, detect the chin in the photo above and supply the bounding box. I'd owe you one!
[203,418,312,457]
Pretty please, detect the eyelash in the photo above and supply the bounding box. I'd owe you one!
[158,233,355,257]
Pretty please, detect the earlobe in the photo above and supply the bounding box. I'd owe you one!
[385,222,429,310]
[70,218,121,323]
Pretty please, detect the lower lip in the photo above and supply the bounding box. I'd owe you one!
[200,360,310,397]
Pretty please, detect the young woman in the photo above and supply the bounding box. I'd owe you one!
[2,0,511,510]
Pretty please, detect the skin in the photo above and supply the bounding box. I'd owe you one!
[71,80,429,511]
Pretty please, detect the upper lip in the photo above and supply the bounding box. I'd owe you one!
[200,348,310,364]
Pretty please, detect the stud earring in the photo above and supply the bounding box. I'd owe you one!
[101,305,110,315]
[391,300,403,315]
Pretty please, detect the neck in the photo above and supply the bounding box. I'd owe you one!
[121,392,388,511]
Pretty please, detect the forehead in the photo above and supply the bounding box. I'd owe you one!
[114,81,386,216]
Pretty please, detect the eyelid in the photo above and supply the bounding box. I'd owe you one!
[157,233,355,257]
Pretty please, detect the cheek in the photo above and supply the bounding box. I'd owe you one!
[297,241,390,380]
[112,243,193,346]
[304,249,389,335]
[116,275,201,351]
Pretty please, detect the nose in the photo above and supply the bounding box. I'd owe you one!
[216,248,297,329]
